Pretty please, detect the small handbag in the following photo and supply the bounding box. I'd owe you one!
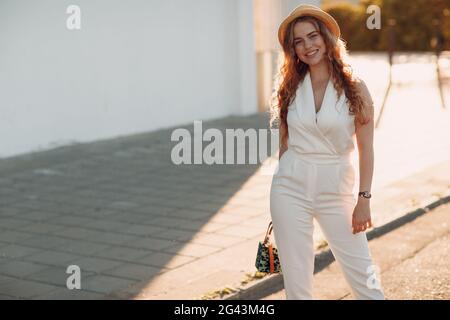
[255,221,282,274]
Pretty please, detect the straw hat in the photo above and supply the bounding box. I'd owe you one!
[278,4,340,46]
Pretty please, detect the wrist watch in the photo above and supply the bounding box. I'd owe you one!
[358,191,372,199]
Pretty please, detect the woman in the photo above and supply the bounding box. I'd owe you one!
[269,4,385,300]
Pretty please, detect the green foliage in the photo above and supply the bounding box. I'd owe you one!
[323,0,450,51]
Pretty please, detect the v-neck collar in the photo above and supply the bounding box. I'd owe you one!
[292,71,340,155]
[301,72,332,123]
[306,71,331,116]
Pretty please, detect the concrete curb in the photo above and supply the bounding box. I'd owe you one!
[223,194,450,300]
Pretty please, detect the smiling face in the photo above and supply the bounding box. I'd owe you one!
[293,20,327,66]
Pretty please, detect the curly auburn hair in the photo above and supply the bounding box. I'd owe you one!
[269,16,372,149]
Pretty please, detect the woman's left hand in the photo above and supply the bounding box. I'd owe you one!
[352,199,373,234]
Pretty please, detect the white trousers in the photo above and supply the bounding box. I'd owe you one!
[270,149,384,300]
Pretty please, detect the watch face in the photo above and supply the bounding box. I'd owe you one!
[359,192,371,198]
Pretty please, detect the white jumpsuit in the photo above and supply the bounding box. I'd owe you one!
[270,72,385,300]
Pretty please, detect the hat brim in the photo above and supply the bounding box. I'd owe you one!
[278,4,340,46]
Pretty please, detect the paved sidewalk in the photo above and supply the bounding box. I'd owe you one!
[0,120,448,300]
[0,53,449,300]
[260,202,450,300]
[0,114,274,299]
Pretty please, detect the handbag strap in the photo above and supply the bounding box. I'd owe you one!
[268,243,275,274]
[263,221,274,245]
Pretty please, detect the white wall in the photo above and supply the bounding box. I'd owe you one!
[0,0,257,158]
